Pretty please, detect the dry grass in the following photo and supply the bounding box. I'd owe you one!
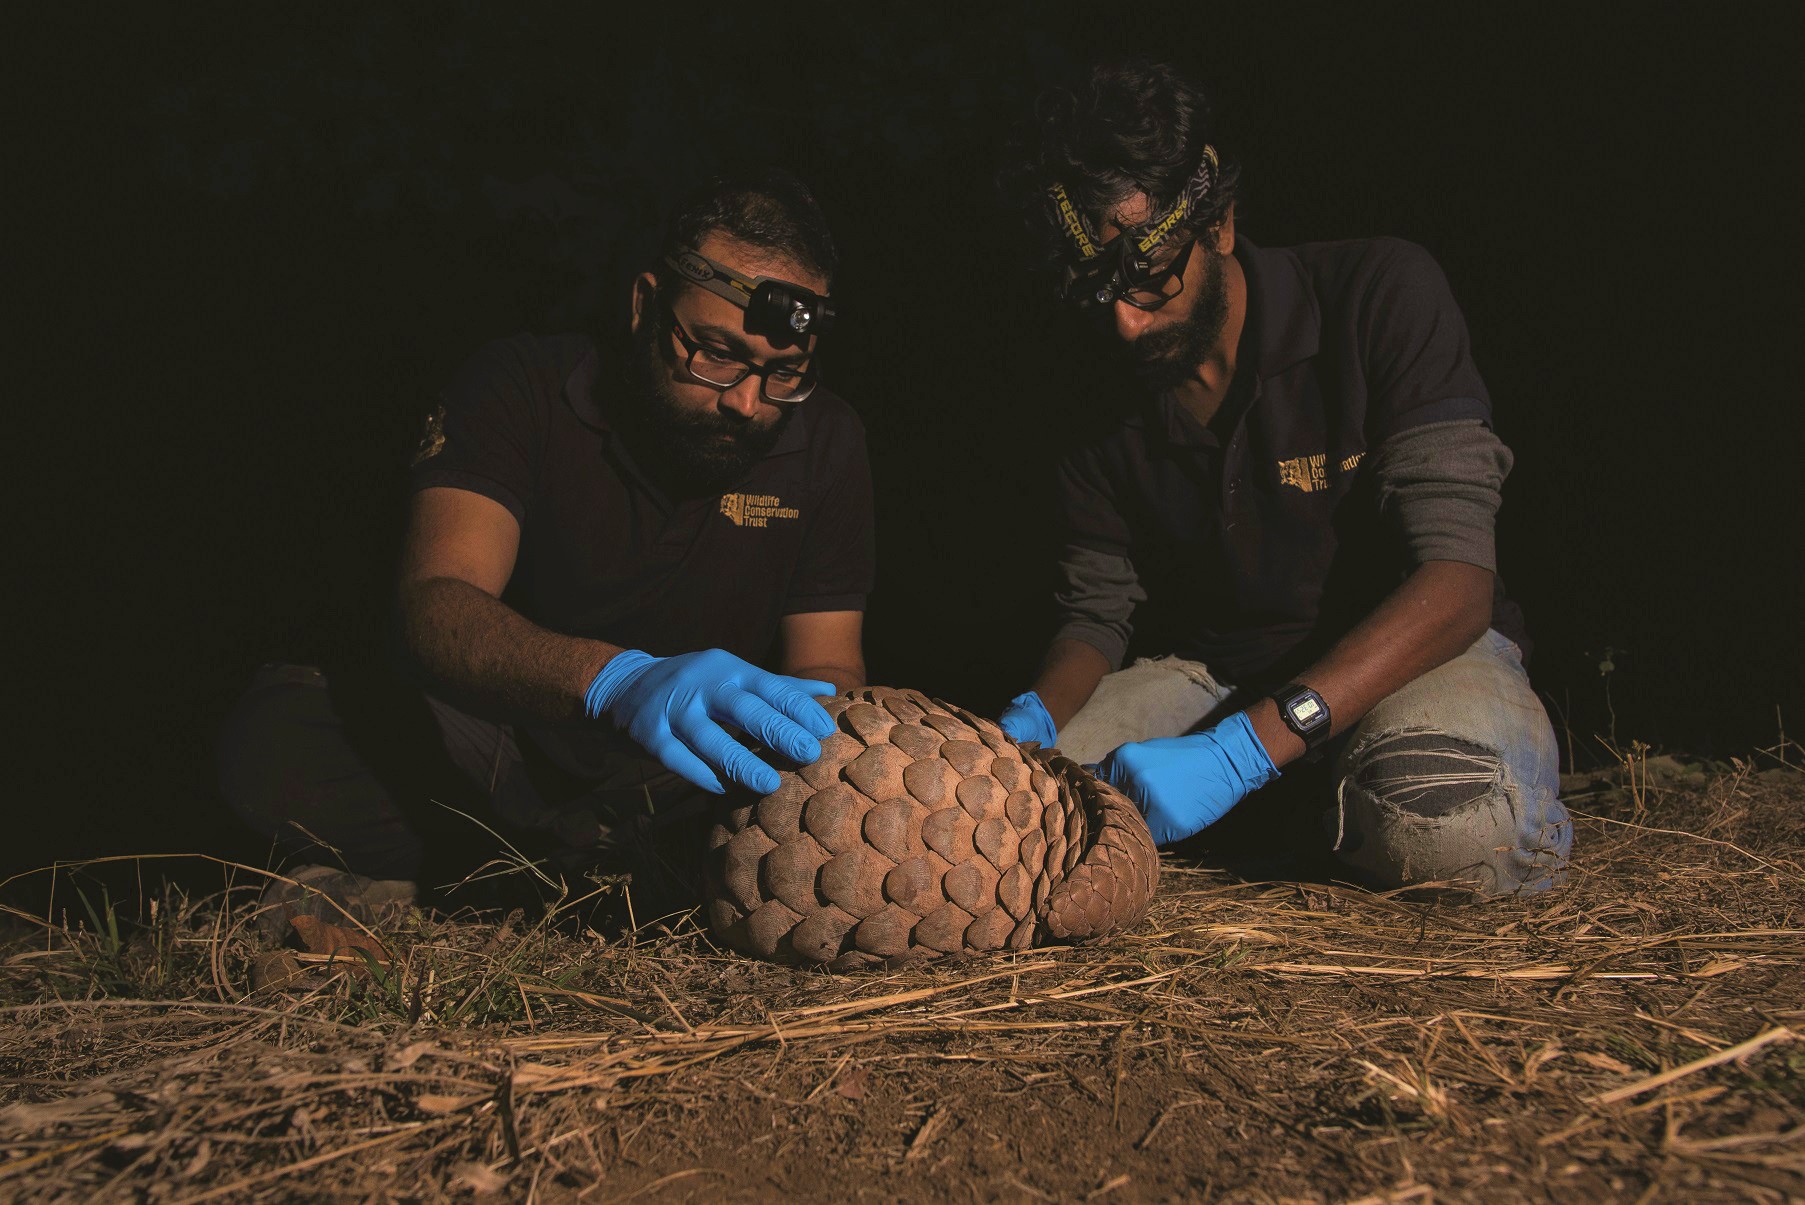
[2,754,1801,1202]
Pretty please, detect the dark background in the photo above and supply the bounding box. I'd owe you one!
[13,5,1802,884]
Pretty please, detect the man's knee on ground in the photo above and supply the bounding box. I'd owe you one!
[216,671,327,837]
[1332,730,1568,897]
[216,668,430,882]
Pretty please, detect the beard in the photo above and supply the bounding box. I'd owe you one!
[617,323,796,497]
[1127,245,1231,394]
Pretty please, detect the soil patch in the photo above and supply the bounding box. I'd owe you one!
[2,758,1801,1201]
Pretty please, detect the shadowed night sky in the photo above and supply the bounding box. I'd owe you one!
[13,5,1801,881]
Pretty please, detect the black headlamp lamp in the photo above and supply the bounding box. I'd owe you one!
[663,249,835,349]
[1049,145,1220,310]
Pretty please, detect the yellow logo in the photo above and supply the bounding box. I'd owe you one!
[1339,451,1365,473]
[1135,193,1190,254]
[1277,453,1328,494]
[719,493,799,528]
[1048,184,1100,260]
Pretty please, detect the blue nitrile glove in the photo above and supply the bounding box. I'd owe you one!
[1094,711,1280,845]
[998,690,1058,747]
[583,648,837,796]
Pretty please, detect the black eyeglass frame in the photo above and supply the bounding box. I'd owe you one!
[660,301,820,405]
[1062,234,1200,312]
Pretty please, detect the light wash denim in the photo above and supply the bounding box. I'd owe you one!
[1056,630,1572,896]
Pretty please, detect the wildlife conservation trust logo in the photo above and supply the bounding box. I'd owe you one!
[1276,453,1328,494]
[1276,450,1364,494]
[719,493,800,528]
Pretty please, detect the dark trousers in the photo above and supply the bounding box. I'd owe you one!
[215,663,710,907]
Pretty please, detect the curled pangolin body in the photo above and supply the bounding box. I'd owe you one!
[704,687,1160,969]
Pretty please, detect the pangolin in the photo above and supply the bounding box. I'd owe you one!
[704,686,1160,969]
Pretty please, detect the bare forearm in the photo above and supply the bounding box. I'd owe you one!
[398,576,619,722]
[785,663,865,694]
[1248,560,1494,766]
[1031,638,1113,730]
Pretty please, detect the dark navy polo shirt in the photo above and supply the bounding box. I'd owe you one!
[1055,236,1527,689]
[412,334,876,773]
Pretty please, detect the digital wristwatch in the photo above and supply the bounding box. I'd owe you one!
[1268,683,1332,753]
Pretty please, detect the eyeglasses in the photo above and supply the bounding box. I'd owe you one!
[662,303,818,404]
[1111,237,1199,311]
[1061,235,1200,313]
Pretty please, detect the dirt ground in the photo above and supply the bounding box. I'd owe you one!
[2,752,1801,1202]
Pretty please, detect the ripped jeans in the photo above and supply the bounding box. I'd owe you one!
[1056,631,1572,896]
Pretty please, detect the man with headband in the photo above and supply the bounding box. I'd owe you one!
[997,61,1570,897]
[219,170,873,926]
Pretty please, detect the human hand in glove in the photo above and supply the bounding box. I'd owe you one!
[998,690,1058,748]
[584,648,837,795]
[1093,711,1279,845]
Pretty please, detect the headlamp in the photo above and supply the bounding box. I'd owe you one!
[663,249,835,349]
[1049,145,1220,310]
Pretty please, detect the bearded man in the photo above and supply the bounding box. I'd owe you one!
[996,61,1570,896]
[219,170,872,923]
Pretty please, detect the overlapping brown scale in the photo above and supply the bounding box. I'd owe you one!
[844,743,911,801]
[888,723,945,760]
[973,816,1019,870]
[902,758,961,809]
[883,852,950,913]
[840,701,895,746]
[956,775,1006,822]
[965,907,1016,950]
[704,687,1160,968]
[862,796,928,862]
[802,783,874,854]
[939,740,991,777]
[913,902,975,953]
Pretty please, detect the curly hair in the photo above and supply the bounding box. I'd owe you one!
[660,168,838,289]
[1014,59,1241,264]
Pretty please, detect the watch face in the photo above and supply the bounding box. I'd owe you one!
[1286,692,1327,731]
[1277,685,1335,735]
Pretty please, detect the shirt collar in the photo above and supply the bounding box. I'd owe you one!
[1239,236,1320,380]
[564,343,609,429]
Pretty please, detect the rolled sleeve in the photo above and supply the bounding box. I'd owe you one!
[1372,419,1512,571]
[1051,544,1146,670]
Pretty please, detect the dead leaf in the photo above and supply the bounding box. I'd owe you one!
[416,1093,490,1115]
[1574,1051,1635,1075]
[180,1137,213,1180]
[109,1132,158,1152]
[0,1093,117,1127]
[289,914,391,969]
[388,1040,439,1070]
[451,1161,512,1194]
[250,950,309,991]
[1689,958,1747,978]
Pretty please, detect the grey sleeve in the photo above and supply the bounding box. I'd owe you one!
[1371,419,1513,571]
[1051,544,1147,671]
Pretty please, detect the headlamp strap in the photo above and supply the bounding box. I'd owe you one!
[667,249,757,305]
[1048,182,1102,261]
[663,249,834,346]
[1048,143,1221,262]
